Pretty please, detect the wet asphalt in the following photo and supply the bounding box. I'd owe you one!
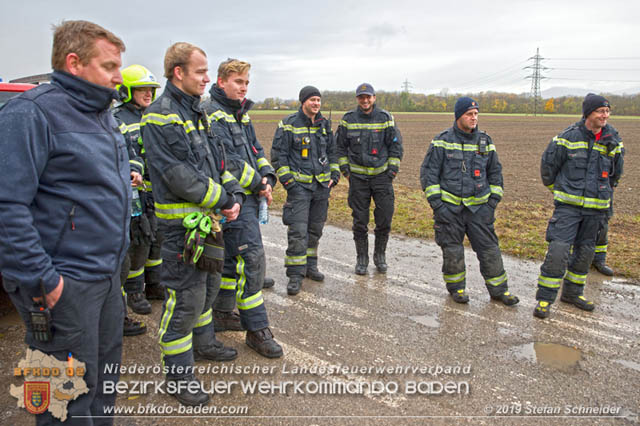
[3,215,639,425]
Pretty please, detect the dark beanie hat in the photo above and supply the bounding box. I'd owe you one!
[582,93,610,118]
[299,85,321,105]
[454,97,479,121]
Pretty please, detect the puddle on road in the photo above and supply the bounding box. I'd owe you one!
[509,342,581,370]
[409,315,439,328]
[614,359,640,373]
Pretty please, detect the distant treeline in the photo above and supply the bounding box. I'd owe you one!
[255,91,640,116]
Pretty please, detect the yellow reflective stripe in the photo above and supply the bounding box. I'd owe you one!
[277,166,291,177]
[306,247,317,257]
[349,161,388,176]
[194,308,213,328]
[441,189,490,206]
[486,272,507,286]
[538,275,562,288]
[237,291,264,310]
[200,178,223,209]
[594,245,607,253]
[565,271,587,285]
[239,162,256,188]
[120,122,140,134]
[279,122,321,134]
[158,288,176,343]
[340,120,394,130]
[155,202,206,220]
[256,157,271,169]
[554,137,588,150]
[235,255,264,310]
[159,332,193,356]
[221,171,235,185]
[127,266,145,279]
[221,277,237,290]
[129,160,144,174]
[209,110,250,125]
[145,258,162,268]
[490,185,504,197]
[285,255,307,266]
[315,172,331,182]
[293,172,313,183]
[424,185,441,198]
[142,180,153,191]
[430,140,496,152]
[141,113,204,134]
[444,271,465,283]
[330,163,339,173]
[338,156,348,166]
[546,183,554,192]
[553,190,610,209]
[388,157,401,167]
[610,142,623,156]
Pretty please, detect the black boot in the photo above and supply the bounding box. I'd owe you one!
[194,339,238,361]
[213,310,244,332]
[355,238,368,275]
[263,277,276,288]
[127,291,152,315]
[373,235,389,273]
[246,327,283,358]
[287,276,303,296]
[592,261,614,276]
[305,258,325,282]
[166,374,210,406]
[560,283,595,311]
[123,316,146,336]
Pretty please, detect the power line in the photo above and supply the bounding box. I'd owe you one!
[549,67,640,72]
[550,77,640,83]
[546,57,640,60]
[524,47,548,116]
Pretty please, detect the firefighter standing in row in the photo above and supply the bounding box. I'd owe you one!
[113,65,163,336]
[534,94,624,319]
[202,59,283,358]
[271,86,340,296]
[337,83,403,275]
[420,97,519,306]
[142,42,243,406]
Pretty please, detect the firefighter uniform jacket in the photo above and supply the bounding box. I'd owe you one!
[141,81,244,233]
[113,103,146,184]
[336,105,403,178]
[420,123,504,214]
[271,108,339,190]
[541,120,624,213]
[203,86,276,198]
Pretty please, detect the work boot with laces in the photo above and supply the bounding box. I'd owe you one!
[246,327,283,358]
[194,339,238,362]
[127,291,152,315]
[213,310,244,332]
[123,316,146,336]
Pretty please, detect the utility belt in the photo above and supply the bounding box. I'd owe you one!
[181,211,225,273]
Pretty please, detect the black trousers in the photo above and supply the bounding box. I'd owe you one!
[348,173,395,240]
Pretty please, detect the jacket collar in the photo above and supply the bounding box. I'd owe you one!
[165,80,202,114]
[296,107,325,127]
[210,85,254,121]
[51,70,119,112]
[453,121,477,140]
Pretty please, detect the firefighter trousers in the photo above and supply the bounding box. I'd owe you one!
[536,205,605,302]
[433,203,509,297]
[282,183,330,278]
[217,196,269,332]
[157,236,220,379]
[348,173,395,240]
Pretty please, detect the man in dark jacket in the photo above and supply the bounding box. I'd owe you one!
[534,94,624,319]
[271,86,340,296]
[337,83,403,275]
[420,97,519,306]
[142,42,244,406]
[202,58,282,358]
[0,20,128,424]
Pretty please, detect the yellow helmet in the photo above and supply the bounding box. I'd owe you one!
[117,64,161,103]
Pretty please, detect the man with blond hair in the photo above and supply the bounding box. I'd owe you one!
[202,59,283,358]
[142,43,245,406]
[0,20,128,423]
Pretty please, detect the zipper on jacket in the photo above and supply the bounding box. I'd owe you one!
[51,203,76,257]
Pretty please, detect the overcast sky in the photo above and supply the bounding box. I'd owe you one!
[1,0,639,100]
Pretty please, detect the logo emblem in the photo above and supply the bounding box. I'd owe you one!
[24,382,50,415]
[361,85,367,91]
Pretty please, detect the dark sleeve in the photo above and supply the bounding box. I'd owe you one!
[540,136,566,190]
[420,138,445,211]
[486,138,504,202]
[143,116,230,211]
[271,121,296,189]
[611,138,624,188]
[0,100,61,295]
[336,117,350,175]
[386,115,403,173]
[327,123,340,183]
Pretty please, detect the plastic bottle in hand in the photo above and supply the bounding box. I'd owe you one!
[258,196,269,225]
[131,188,143,217]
